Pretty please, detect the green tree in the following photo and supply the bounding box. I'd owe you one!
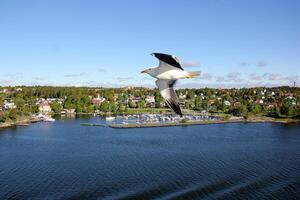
[251,104,261,114]
[99,101,110,112]
[118,104,126,112]
[154,90,162,108]
[8,109,17,121]
[137,100,145,108]
[128,100,137,108]
[0,112,7,123]
[50,102,62,114]
[280,103,293,116]
[194,96,201,111]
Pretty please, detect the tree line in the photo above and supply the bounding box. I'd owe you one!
[0,86,299,123]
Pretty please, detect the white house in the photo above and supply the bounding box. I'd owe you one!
[3,100,17,110]
[224,100,231,106]
[15,88,23,92]
[145,95,155,107]
[145,95,155,104]
[0,89,8,93]
[130,96,141,103]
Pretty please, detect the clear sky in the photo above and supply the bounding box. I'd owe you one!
[0,0,299,88]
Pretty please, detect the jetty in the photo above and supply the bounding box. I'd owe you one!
[108,117,298,129]
[80,123,108,127]
[108,119,242,128]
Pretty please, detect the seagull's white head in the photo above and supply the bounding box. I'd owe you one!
[141,67,156,75]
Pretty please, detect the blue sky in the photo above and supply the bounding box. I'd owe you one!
[0,0,299,88]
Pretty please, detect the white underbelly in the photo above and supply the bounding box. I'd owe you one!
[156,69,186,79]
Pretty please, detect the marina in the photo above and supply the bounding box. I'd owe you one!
[79,114,222,128]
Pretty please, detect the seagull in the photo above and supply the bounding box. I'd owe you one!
[141,53,200,117]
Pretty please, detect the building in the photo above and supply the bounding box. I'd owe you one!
[38,101,52,113]
[224,100,231,106]
[130,96,141,103]
[145,95,155,107]
[145,95,155,104]
[3,100,17,110]
[62,109,76,114]
[208,99,216,105]
[15,88,23,92]
[92,95,105,106]
[0,89,8,93]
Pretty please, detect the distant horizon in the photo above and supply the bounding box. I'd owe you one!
[0,83,298,90]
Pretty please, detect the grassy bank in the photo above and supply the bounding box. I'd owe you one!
[0,115,42,129]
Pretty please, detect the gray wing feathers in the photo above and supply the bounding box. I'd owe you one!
[155,79,183,117]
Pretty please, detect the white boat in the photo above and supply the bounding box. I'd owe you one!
[44,117,55,122]
[106,116,115,121]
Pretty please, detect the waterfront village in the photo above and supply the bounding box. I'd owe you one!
[0,86,299,127]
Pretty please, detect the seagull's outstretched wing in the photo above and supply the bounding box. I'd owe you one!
[155,79,182,117]
[151,53,184,70]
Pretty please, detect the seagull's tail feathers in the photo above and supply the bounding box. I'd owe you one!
[185,71,201,79]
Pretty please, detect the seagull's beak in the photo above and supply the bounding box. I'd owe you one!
[141,69,147,73]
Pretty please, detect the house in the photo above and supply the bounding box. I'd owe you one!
[224,100,231,106]
[38,101,52,113]
[15,88,23,92]
[46,98,58,103]
[62,109,76,114]
[92,95,105,106]
[131,96,141,103]
[259,100,264,104]
[145,95,155,107]
[3,100,17,110]
[0,89,8,93]
[208,99,216,105]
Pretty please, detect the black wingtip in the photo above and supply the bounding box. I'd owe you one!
[150,52,183,70]
[179,111,183,118]
[165,99,183,118]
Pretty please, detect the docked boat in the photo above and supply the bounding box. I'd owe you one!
[105,116,115,121]
[44,117,55,122]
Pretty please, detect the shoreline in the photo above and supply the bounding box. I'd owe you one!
[0,118,42,129]
[1,114,299,130]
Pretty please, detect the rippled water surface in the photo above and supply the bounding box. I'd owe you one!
[0,117,300,199]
